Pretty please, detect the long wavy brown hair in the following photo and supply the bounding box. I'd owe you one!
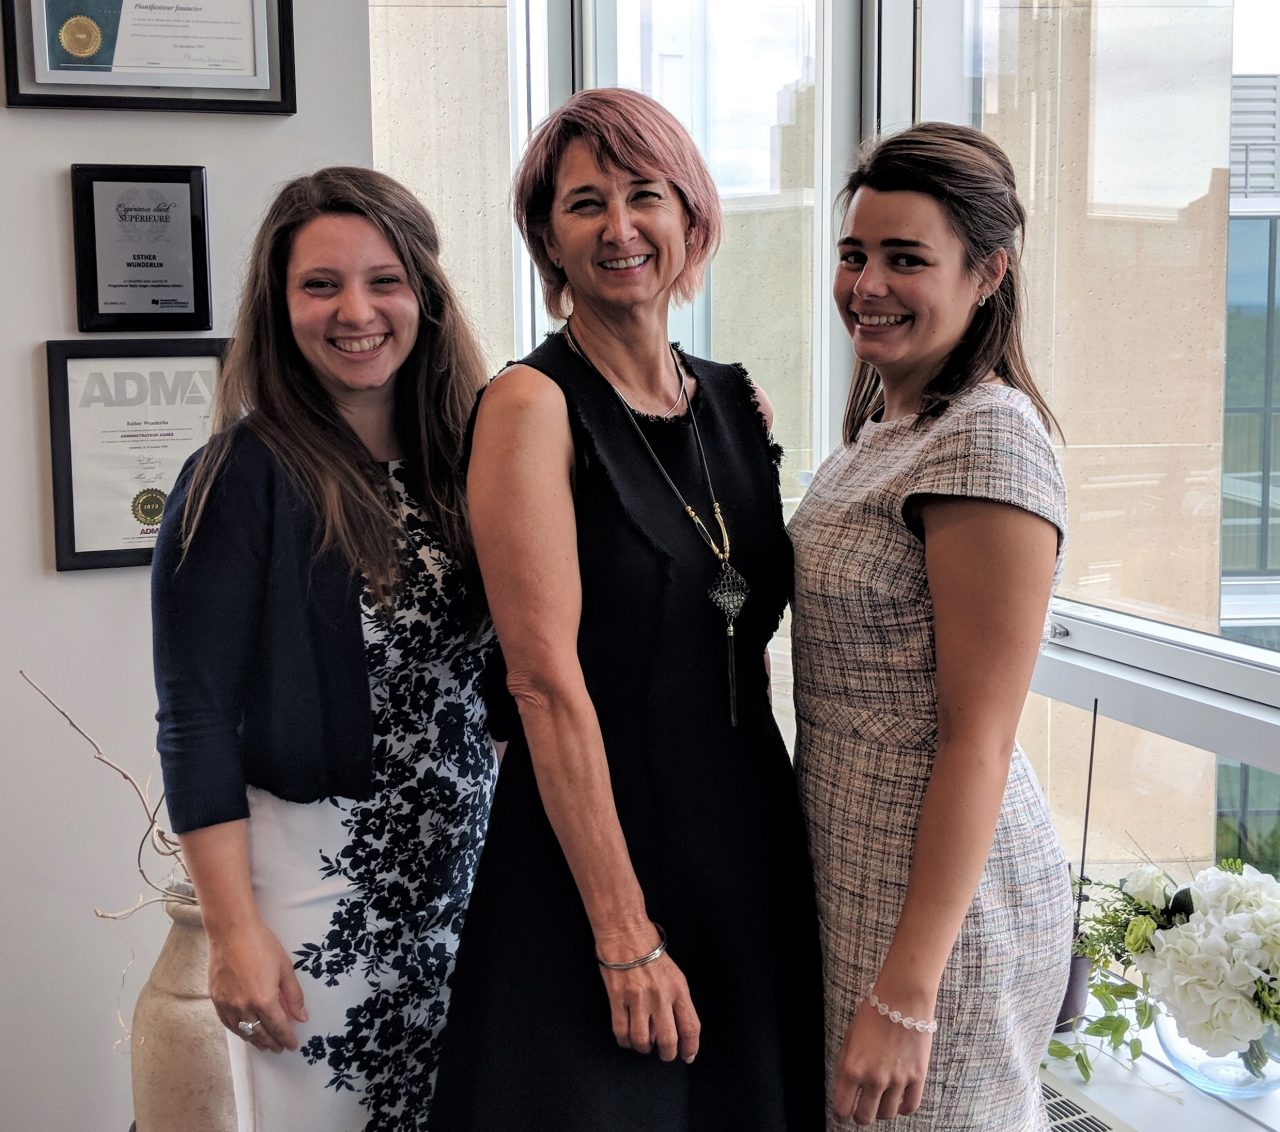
[838,123,1059,444]
[180,167,488,604]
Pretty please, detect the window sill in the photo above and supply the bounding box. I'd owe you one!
[1043,1022,1280,1131]
[1031,639,1280,769]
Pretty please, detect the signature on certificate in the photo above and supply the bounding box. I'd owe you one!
[132,455,165,484]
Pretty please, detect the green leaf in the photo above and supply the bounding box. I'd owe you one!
[1129,1038,1143,1059]
[1076,1049,1093,1082]
[1109,981,1139,1000]
[1047,1039,1074,1059]
[1170,887,1195,919]
[1136,1002,1156,1029]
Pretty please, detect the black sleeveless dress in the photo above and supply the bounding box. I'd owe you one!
[430,334,823,1131]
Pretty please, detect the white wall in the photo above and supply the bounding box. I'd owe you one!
[370,0,514,369]
[0,10,373,1128]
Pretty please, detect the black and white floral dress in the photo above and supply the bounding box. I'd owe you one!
[226,463,498,1132]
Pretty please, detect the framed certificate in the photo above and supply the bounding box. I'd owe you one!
[47,337,225,570]
[71,164,212,333]
[2,0,295,113]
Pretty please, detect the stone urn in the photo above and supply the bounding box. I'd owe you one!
[131,896,235,1131]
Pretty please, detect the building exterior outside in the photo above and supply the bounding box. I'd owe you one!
[1218,69,1280,869]
[967,1,1232,884]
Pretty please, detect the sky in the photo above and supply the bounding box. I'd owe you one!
[1235,0,1280,74]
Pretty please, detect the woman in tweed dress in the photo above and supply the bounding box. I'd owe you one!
[789,123,1073,1128]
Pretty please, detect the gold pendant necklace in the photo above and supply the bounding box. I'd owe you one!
[563,325,749,726]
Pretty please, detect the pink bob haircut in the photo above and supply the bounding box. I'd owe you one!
[512,87,723,320]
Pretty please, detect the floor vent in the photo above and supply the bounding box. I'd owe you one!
[1041,1074,1137,1132]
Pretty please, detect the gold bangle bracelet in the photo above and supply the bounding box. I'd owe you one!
[597,923,668,971]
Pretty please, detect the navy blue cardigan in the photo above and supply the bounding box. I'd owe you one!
[152,427,374,834]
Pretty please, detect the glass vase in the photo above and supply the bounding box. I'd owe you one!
[1154,1009,1280,1101]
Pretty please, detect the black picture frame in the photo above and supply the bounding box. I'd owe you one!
[71,163,212,333]
[47,336,224,570]
[2,0,295,113]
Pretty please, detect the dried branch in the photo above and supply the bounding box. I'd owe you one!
[95,894,193,921]
[19,669,193,916]
[20,670,151,815]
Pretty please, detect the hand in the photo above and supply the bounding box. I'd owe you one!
[833,998,934,1125]
[206,915,308,1054]
[596,926,700,1064]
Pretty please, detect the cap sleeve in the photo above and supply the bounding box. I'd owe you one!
[901,392,1066,551]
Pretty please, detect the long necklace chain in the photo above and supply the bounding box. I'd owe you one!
[563,324,749,725]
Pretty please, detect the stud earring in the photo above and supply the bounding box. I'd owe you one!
[977,294,987,308]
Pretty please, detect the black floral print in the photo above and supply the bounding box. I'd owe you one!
[294,463,496,1130]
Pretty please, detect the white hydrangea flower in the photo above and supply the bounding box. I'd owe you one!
[1193,865,1280,919]
[1138,919,1265,1055]
[1137,883,1280,1056]
[1122,863,1172,911]
[1256,907,1280,964]
[1115,865,1280,1058]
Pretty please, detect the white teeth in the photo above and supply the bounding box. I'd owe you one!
[601,255,649,269]
[332,334,388,354]
[857,313,909,327]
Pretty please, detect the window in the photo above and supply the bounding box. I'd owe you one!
[582,0,824,505]
[368,0,515,370]
[1224,217,1280,586]
[913,0,1280,878]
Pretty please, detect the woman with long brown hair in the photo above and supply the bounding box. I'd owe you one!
[790,123,1072,1127]
[152,167,497,1130]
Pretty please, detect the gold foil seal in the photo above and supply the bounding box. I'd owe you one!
[59,16,103,60]
[131,488,167,527]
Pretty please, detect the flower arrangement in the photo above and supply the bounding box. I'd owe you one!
[1050,858,1280,1081]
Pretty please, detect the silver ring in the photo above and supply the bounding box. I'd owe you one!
[237,1019,263,1039]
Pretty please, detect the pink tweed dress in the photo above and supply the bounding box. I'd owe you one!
[789,383,1074,1130]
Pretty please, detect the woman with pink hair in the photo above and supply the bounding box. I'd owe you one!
[430,87,823,1130]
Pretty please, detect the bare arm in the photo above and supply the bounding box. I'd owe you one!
[179,820,307,1053]
[751,380,775,429]
[834,497,1058,1124]
[467,366,699,1063]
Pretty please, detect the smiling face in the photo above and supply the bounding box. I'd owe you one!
[542,138,690,318]
[834,187,992,388]
[285,213,420,412]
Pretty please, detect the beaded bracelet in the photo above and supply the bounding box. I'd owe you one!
[597,924,668,971]
[867,991,938,1034]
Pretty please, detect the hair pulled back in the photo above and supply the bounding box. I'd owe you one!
[839,122,1057,442]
